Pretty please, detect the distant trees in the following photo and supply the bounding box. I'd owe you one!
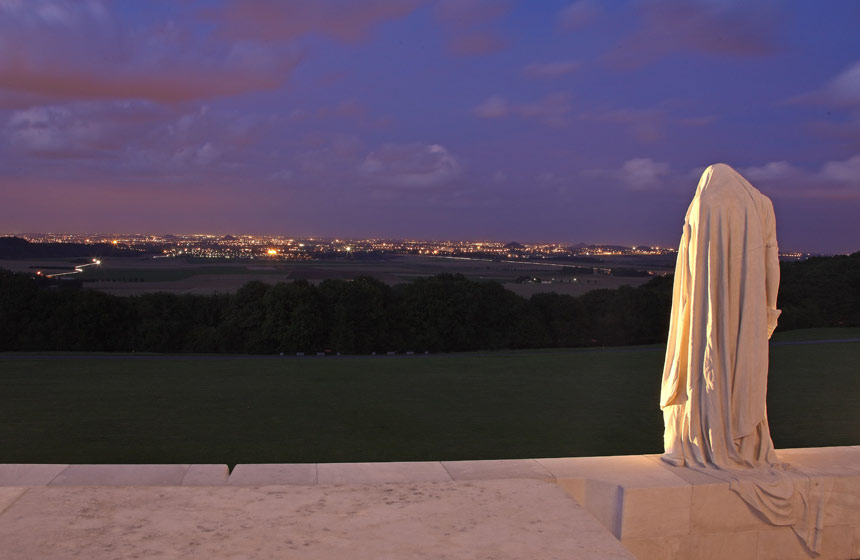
[0,251,857,354]
[777,253,860,330]
[0,236,159,258]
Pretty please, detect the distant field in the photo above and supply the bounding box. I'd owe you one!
[0,254,672,295]
[1,328,856,466]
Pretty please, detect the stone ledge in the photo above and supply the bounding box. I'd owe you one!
[182,464,229,486]
[227,463,317,485]
[49,464,192,486]
[0,464,231,487]
[0,464,68,486]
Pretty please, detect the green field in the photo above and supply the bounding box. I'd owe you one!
[1,328,857,466]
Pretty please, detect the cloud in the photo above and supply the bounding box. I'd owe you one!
[288,100,367,122]
[1,101,173,159]
[359,143,461,189]
[605,0,779,68]
[0,1,299,104]
[433,0,511,56]
[1,101,276,183]
[210,0,424,43]
[620,158,669,190]
[820,154,860,184]
[5,105,99,155]
[678,115,718,127]
[790,60,860,109]
[473,92,571,127]
[523,60,582,78]
[592,154,859,198]
[740,161,801,183]
[447,31,508,55]
[473,95,509,118]
[582,107,665,143]
[739,155,860,199]
[519,92,572,127]
[268,169,294,183]
[0,0,109,26]
[434,0,510,26]
[804,111,860,151]
[558,1,600,30]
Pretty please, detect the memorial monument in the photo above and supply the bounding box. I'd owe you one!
[660,163,830,554]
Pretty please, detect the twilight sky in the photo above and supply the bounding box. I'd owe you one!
[1,0,859,252]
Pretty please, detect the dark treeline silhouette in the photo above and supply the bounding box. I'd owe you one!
[777,252,860,330]
[0,236,159,258]
[0,252,857,354]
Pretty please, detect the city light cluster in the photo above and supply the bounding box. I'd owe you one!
[9,232,683,261]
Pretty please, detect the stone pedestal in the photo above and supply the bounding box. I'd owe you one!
[536,446,860,560]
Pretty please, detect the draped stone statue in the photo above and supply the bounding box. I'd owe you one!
[660,163,830,554]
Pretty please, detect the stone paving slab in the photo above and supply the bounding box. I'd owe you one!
[317,461,451,485]
[442,459,555,481]
[0,464,67,486]
[0,487,27,515]
[0,480,635,560]
[49,464,191,486]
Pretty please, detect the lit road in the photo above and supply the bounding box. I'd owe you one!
[42,259,101,278]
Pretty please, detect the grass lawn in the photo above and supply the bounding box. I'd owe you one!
[1,328,857,466]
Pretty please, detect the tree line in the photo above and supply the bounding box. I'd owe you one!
[0,251,857,354]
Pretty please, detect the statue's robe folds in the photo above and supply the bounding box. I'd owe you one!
[660,163,830,554]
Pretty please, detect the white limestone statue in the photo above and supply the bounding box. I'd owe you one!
[660,163,830,554]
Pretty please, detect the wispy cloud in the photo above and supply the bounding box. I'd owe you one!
[789,60,860,108]
[523,60,582,79]
[740,161,800,183]
[678,115,718,127]
[209,0,423,43]
[447,32,508,56]
[474,93,571,127]
[359,143,462,189]
[473,95,509,118]
[581,107,665,143]
[434,0,511,56]
[557,1,600,31]
[740,155,860,199]
[583,157,672,191]
[0,2,299,104]
[605,0,780,68]
[620,158,670,190]
[433,0,510,26]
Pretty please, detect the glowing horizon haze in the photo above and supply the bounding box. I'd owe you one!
[1,0,859,253]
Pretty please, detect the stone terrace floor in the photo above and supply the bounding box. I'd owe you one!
[0,447,858,560]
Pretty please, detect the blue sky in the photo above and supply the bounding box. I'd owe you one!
[1,0,859,252]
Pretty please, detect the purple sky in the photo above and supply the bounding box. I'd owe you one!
[1,0,859,253]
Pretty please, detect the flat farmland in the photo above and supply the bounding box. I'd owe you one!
[0,254,672,296]
[1,328,856,466]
